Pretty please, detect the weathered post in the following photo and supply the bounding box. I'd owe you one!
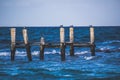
[69,25,74,56]
[22,28,32,61]
[60,25,65,61]
[90,25,94,44]
[10,28,16,61]
[40,37,45,60]
[90,25,95,56]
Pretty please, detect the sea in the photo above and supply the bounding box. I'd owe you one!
[0,26,120,80]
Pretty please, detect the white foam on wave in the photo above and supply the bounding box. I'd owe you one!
[102,40,120,44]
[95,63,105,67]
[63,74,72,77]
[16,50,26,56]
[0,50,89,57]
[99,46,115,51]
[75,51,89,55]
[0,50,60,56]
[44,49,60,54]
[84,56,95,60]
[32,51,39,55]
[0,52,10,56]
[0,50,27,57]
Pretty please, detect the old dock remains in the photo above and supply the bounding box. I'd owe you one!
[10,25,96,61]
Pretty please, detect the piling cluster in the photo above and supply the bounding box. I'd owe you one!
[10,25,95,61]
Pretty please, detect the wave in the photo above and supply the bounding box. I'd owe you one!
[84,56,95,60]
[75,51,89,55]
[0,47,120,57]
[0,49,120,57]
[96,46,120,53]
[0,52,10,56]
[0,50,89,57]
[102,40,120,44]
[95,40,120,53]
[0,40,120,57]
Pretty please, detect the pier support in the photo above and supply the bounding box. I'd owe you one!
[60,43,65,61]
[9,25,96,61]
[22,28,32,61]
[90,44,95,56]
[40,37,45,60]
[69,25,74,56]
[60,25,65,61]
[10,28,16,61]
[90,25,95,56]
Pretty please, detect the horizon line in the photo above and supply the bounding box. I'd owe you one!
[0,25,120,27]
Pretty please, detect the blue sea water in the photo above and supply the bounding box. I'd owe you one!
[0,26,120,80]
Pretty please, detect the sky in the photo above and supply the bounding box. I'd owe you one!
[0,0,120,26]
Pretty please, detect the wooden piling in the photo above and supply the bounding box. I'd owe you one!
[90,44,95,56]
[69,25,74,56]
[22,28,32,61]
[60,25,65,61]
[90,25,95,56]
[90,25,94,44]
[10,28,16,61]
[60,43,65,61]
[60,25,65,43]
[9,26,96,61]
[23,28,28,44]
[40,37,45,60]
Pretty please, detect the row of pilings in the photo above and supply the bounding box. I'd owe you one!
[10,25,95,61]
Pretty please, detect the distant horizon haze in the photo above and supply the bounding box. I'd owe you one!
[0,25,120,27]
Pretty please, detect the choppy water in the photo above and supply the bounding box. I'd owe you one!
[0,27,120,80]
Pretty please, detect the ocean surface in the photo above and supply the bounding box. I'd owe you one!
[0,26,120,80]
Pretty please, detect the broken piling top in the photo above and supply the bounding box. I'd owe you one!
[10,28,16,44]
[69,25,74,43]
[60,25,63,27]
[89,25,95,44]
[40,37,45,45]
[22,27,29,44]
[60,25,65,43]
